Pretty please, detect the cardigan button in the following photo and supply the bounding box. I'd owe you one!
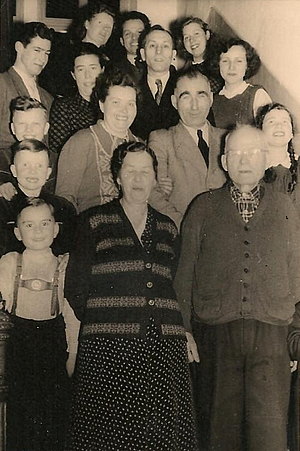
[244,252,250,258]
[244,240,250,245]
[148,299,155,306]
[244,225,249,231]
[242,296,247,302]
[145,263,152,269]
[146,281,153,288]
[244,268,249,273]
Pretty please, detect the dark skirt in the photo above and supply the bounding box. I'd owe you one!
[6,314,70,451]
[66,320,198,450]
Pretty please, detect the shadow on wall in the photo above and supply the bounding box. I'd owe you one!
[207,6,300,148]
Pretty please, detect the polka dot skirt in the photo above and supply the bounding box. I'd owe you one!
[66,319,198,450]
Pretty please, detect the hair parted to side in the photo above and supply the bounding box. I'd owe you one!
[15,197,55,225]
[10,96,48,119]
[136,24,175,65]
[92,65,137,104]
[11,139,51,164]
[210,38,261,80]
[111,141,158,197]
[255,102,297,193]
[15,22,54,46]
[175,66,211,90]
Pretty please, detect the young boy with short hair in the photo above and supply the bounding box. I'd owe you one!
[0,197,79,451]
[0,95,56,195]
[0,139,76,257]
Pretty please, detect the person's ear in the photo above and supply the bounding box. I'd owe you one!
[44,122,50,136]
[120,37,124,47]
[172,49,177,61]
[46,167,52,180]
[14,227,22,241]
[10,164,17,178]
[99,101,104,113]
[84,20,89,31]
[53,222,59,239]
[221,154,228,172]
[15,41,24,54]
[71,71,76,81]
[140,48,146,61]
[205,30,210,41]
[10,122,15,136]
[171,94,178,110]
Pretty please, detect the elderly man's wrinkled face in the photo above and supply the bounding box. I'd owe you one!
[222,127,267,191]
[171,75,213,129]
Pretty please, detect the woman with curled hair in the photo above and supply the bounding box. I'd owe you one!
[64,141,198,450]
[55,66,140,214]
[178,16,223,93]
[211,38,271,129]
[40,1,115,96]
[256,103,300,212]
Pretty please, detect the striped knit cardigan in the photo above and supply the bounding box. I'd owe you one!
[65,199,186,340]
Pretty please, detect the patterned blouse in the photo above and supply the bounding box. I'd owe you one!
[49,91,99,153]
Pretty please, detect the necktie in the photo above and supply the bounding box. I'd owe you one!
[154,79,163,105]
[197,129,209,167]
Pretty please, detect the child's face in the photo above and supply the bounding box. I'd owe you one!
[11,109,49,141]
[14,204,59,251]
[219,45,247,85]
[262,109,293,148]
[10,150,51,195]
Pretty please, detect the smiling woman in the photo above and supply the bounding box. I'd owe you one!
[55,65,140,213]
[64,140,198,450]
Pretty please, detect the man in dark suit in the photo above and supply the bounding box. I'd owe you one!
[0,22,53,150]
[149,67,226,228]
[131,25,179,140]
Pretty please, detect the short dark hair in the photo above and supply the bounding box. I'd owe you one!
[92,65,137,103]
[10,96,48,120]
[16,197,55,225]
[15,22,54,47]
[11,139,50,165]
[71,42,107,70]
[136,24,175,65]
[111,141,158,197]
[210,38,261,80]
[118,10,151,37]
[175,66,211,90]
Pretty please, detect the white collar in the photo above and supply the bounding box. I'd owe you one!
[219,81,249,99]
[13,65,36,84]
[181,121,209,145]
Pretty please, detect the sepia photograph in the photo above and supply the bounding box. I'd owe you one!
[0,0,300,449]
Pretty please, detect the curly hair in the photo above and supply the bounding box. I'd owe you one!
[69,1,115,43]
[210,38,261,80]
[118,10,151,38]
[92,65,138,104]
[15,22,54,46]
[256,102,297,193]
[111,141,158,197]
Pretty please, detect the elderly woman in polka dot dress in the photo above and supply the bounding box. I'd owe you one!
[64,141,198,450]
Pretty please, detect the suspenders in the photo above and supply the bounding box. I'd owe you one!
[12,253,60,317]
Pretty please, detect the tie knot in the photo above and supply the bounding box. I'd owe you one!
[197,129,203,139]
[155,79,162,88]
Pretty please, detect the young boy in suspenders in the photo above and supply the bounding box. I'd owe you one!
[0,197,79,451]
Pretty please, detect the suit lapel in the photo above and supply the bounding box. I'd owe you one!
[8,67,30,97]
